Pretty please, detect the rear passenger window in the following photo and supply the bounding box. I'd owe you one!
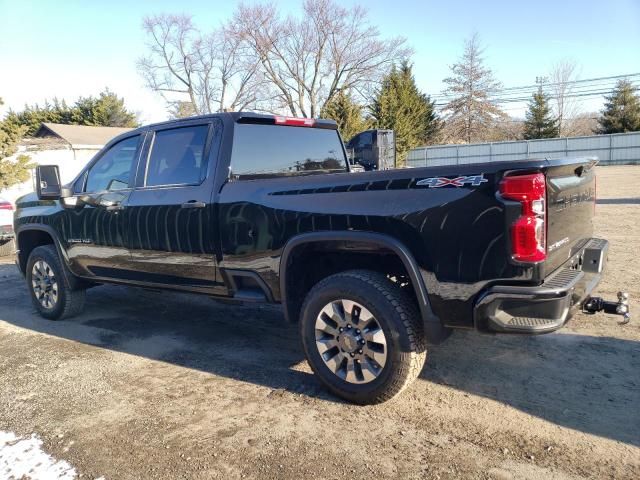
[145,125,209,187]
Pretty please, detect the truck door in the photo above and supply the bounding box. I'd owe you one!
[63,133,143,279]
[123,120,224,293]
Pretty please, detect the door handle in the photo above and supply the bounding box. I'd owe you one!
[105,203,124,212]
[97,197,124,212]
[181,201,206,209]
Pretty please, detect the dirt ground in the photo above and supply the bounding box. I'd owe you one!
[1,165,639,480]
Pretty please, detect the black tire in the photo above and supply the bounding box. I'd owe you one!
[26,245,86,320]
[300,269,427,404]
[0,238,14,257]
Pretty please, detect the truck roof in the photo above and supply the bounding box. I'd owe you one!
[124,112,338,138]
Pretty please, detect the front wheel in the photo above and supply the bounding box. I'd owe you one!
[300,270,427,404]
[26,245,86,320]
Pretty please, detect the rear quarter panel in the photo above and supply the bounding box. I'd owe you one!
[217,163,545,327]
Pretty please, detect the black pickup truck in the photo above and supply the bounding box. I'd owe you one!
[13,112,628,404]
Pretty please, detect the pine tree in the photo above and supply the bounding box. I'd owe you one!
[4,89,138,136]
[320,91,370,142]
[442,33,506,143]
[0,97,35,191]
[597,79,640,134]
[3,99,75,136]
[370,62,441,166]
[523,87,559,139]
[72,89,138,127]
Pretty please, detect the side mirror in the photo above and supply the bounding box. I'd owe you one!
[36,165,72,200]
[36,165,62,200]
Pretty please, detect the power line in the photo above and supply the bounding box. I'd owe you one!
[432,72,640,105]
[489,72,639,94]
[433,73,640,99]
[434,82,640,104]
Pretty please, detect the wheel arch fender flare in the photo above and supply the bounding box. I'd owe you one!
[279,231,441,330]
[16,224,73,281]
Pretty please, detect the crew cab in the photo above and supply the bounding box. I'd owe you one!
[13,112,626,404]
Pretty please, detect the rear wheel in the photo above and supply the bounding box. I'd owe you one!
[300,270,427,404]
[26,245,86,320]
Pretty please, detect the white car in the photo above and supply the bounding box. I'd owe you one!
[0,196,15,256]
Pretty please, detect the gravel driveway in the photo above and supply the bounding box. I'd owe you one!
[1,166,639,479]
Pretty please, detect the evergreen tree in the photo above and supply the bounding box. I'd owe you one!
[0,97,35,191]
[0,152,34,192]
[72,89,138,128]
[523,87,559,139]
[3,99,75,136]
[4,89,138,136]
[370,62,441,166]
[320,91,370,142]
[597,79,640,134]
[442,33,506,143]
[1,98,24,160]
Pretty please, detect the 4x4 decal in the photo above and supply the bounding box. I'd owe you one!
[416,174,488,188]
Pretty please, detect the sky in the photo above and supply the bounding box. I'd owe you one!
[1,0,639,123]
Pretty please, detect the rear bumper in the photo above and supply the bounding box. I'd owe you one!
[474,238,608,334]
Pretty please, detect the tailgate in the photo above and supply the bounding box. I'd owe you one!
[545,159,597,273]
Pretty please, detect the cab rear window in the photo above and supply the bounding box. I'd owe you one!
[230,124,347,180]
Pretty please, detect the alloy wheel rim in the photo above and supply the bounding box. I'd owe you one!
[31,260,58,309]
[314,299,388,384]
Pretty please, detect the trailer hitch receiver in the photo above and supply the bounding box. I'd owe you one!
[583,291,630,325]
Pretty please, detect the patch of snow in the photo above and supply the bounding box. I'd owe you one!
[0,431,77,480]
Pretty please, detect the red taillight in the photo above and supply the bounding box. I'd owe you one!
[0,202,13,211]
[500,173,546,263]
[274,116,315,127]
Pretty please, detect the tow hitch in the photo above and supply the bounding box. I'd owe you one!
[583,292,631,325]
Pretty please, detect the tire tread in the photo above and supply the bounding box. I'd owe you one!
[28,245,86,320]
[301,269,427,404]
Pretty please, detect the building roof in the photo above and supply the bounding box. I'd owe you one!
[34,123,134,147]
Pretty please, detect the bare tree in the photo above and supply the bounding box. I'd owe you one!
[137,14,266,115]
[441,33,506,143]
[570,112,599,136]
[229,0,411,117]
[548,59,581,136]
[486,118,524,142]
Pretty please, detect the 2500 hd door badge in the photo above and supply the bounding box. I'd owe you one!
[416,174,488,188]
